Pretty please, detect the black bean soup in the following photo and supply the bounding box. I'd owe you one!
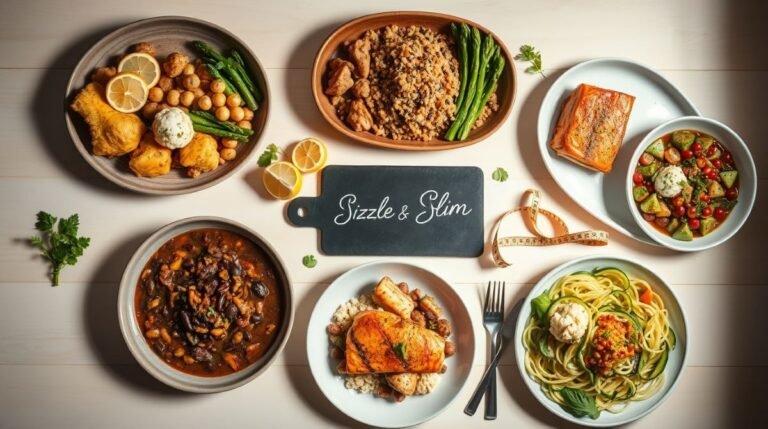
[135,228,282,376]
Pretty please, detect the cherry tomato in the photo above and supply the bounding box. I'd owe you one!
[707,146,716,157]
[646,183,655,193]
[696,158,707,168]
[682,149,693,159]
[633,172,644,184]
[655,217,670,228]
[700,194,710,202]
[726,188,738,200]
[723,152,733,163]
[703,166,712,175]
[712,159,722,169]
[706,170,718,180]
[664,147,681,164]
[713,207,726,222]
[642,213,656,222]
[639,153,655,166]
[691,142,702,153]
[701,207,712,217]
[673,206,686,218]
[687,206,698,218]
[672,196,684,207]
[689,218,701,230]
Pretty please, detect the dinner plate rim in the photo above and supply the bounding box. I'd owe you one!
[305,260,475,428]
[536,57,702,245]
[513,255,689,427]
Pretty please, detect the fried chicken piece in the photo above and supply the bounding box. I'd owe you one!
[347,38,371,78]
[129,133,172,177]
[346,99,373,132]
[178,133,219,174]
[132,42,157,57]
[352,79,370,98]
[325,59,355,96]
[163,52,189,78]
[90,67,116,85]
[70,83,146,158]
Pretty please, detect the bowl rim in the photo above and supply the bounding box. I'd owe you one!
[624,115,757,252]
[117,216,293,393]
[513,255,690,427]
[310,10,516,151]
[65,15,271,195]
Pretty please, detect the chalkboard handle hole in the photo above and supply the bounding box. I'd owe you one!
[297,207,308,218]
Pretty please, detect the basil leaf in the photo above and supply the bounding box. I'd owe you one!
[559,387,599,419]
[531,291,552,320]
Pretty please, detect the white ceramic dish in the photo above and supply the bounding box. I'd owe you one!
[514,256,688,427]
[117,217,293,393]
[537,58,701,245]
[626,116,757,252]
[306,261,474,428]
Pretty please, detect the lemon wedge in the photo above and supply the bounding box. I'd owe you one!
[105,73,148,113]
[118,52,161,88]
[263,161,303,199]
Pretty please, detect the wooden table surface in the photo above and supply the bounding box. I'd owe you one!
[2,0,767,427]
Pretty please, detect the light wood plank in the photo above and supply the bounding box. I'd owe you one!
[1,0,767,71]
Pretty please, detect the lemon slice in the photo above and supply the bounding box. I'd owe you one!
[263,161,303,199]
[105,73,148,113]
[118,52,161,88]
[291,138,328,173]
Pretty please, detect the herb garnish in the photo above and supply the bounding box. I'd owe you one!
[559,387,599,419]
[257,143,281,167]
[393,342,408,361]
[302,254,317,268]
[515,45,545,77]
[531,291,552,320]
[30,211,91,286]
[492,167,509,182]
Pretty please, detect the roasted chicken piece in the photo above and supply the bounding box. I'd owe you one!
[325,59,355,96]
[550,83,635,173]
[347,38,371,78]
[129,133,172,177]
[385,373,418,396]
[70,83,146,158]
[372,276,415,319]
[179,133,220,175]
[345,310,445,374]
[351,79,370,98]
[346,99,373,132]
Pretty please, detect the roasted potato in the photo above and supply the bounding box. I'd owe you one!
[129,133,172,177]
[372,276,415,319]
[179,133,219,174]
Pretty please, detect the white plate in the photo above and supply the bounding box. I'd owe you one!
[537,58,701,245]
[514,256,688,427]
[306,261,474,428]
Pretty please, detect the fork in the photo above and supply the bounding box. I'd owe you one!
[481,281,505,420]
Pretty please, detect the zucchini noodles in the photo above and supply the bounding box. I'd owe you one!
[523,268,675,416]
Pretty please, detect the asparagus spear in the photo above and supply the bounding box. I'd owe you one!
[444,26,482,141]
[189,111,254,136]
[192,41,226,64]
[456,33,497,140]
[452,23,470,110]
[214,59,258,111]
[458,49,505,140]
[205,64,236,96]
[230,50,262,101]
[191,124,250,142]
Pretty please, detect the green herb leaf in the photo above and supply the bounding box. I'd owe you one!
[531,291,552,320]
[559,387,599,419]
[393,342,408,361]
[302,254,317,268]
[31,211,90,286]
[515,44,545,77]
[257,143,280,167]
[492,167,509,182]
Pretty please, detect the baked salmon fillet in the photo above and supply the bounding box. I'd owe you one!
[550,83,635,173]
[345,310,445,374]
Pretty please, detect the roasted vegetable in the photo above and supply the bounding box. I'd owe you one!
[372,276,415,319]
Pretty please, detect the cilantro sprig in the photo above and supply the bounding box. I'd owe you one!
[515,45,545,77]
[302,254,317,268]
[30,211,91,286]
[257,143,281,167]
[492,167,509,182]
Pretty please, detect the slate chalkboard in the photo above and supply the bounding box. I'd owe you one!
[287,165,484,256]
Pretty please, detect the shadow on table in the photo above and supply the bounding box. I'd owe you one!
[29,21,142,197]
[83,228,193,398]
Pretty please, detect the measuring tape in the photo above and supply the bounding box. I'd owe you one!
[490,189,609,267]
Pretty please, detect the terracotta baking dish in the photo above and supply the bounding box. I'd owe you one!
[312,11,516,151]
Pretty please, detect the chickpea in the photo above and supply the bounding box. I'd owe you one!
[157,76,173,92]
[214,106,230,121]
[166,89,180,106]
[180,91,195,107]
[211,92,226,107]
[243,107,254,121]
[210,79,226,94]
[220,147,236,161]
[182,63,195,76]
[133,42,157,57]
[142,102,159,119]
[221,138,238,149]
[193,87,205,98]
[197,95,212,111]
[196,64,213,81]
[90,66,116,85]
[148,86,164,103]
[230,106,245,122]
[182,74,200,90]
[237,120,252,130]
[157,103,170,111]
[226,93,242,108]
[163,52,189,77]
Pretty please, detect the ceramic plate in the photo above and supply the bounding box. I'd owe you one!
[66,16,270,194]
[306,261,474,428]
[537,58,700,244]
[514,256,688,426]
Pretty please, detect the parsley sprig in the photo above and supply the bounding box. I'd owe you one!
[257,143,281,167]
[515,45,545,77]
[492,167,509,182]
[30,211,91,286]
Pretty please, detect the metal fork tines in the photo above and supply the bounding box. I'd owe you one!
[481,280,505,420]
